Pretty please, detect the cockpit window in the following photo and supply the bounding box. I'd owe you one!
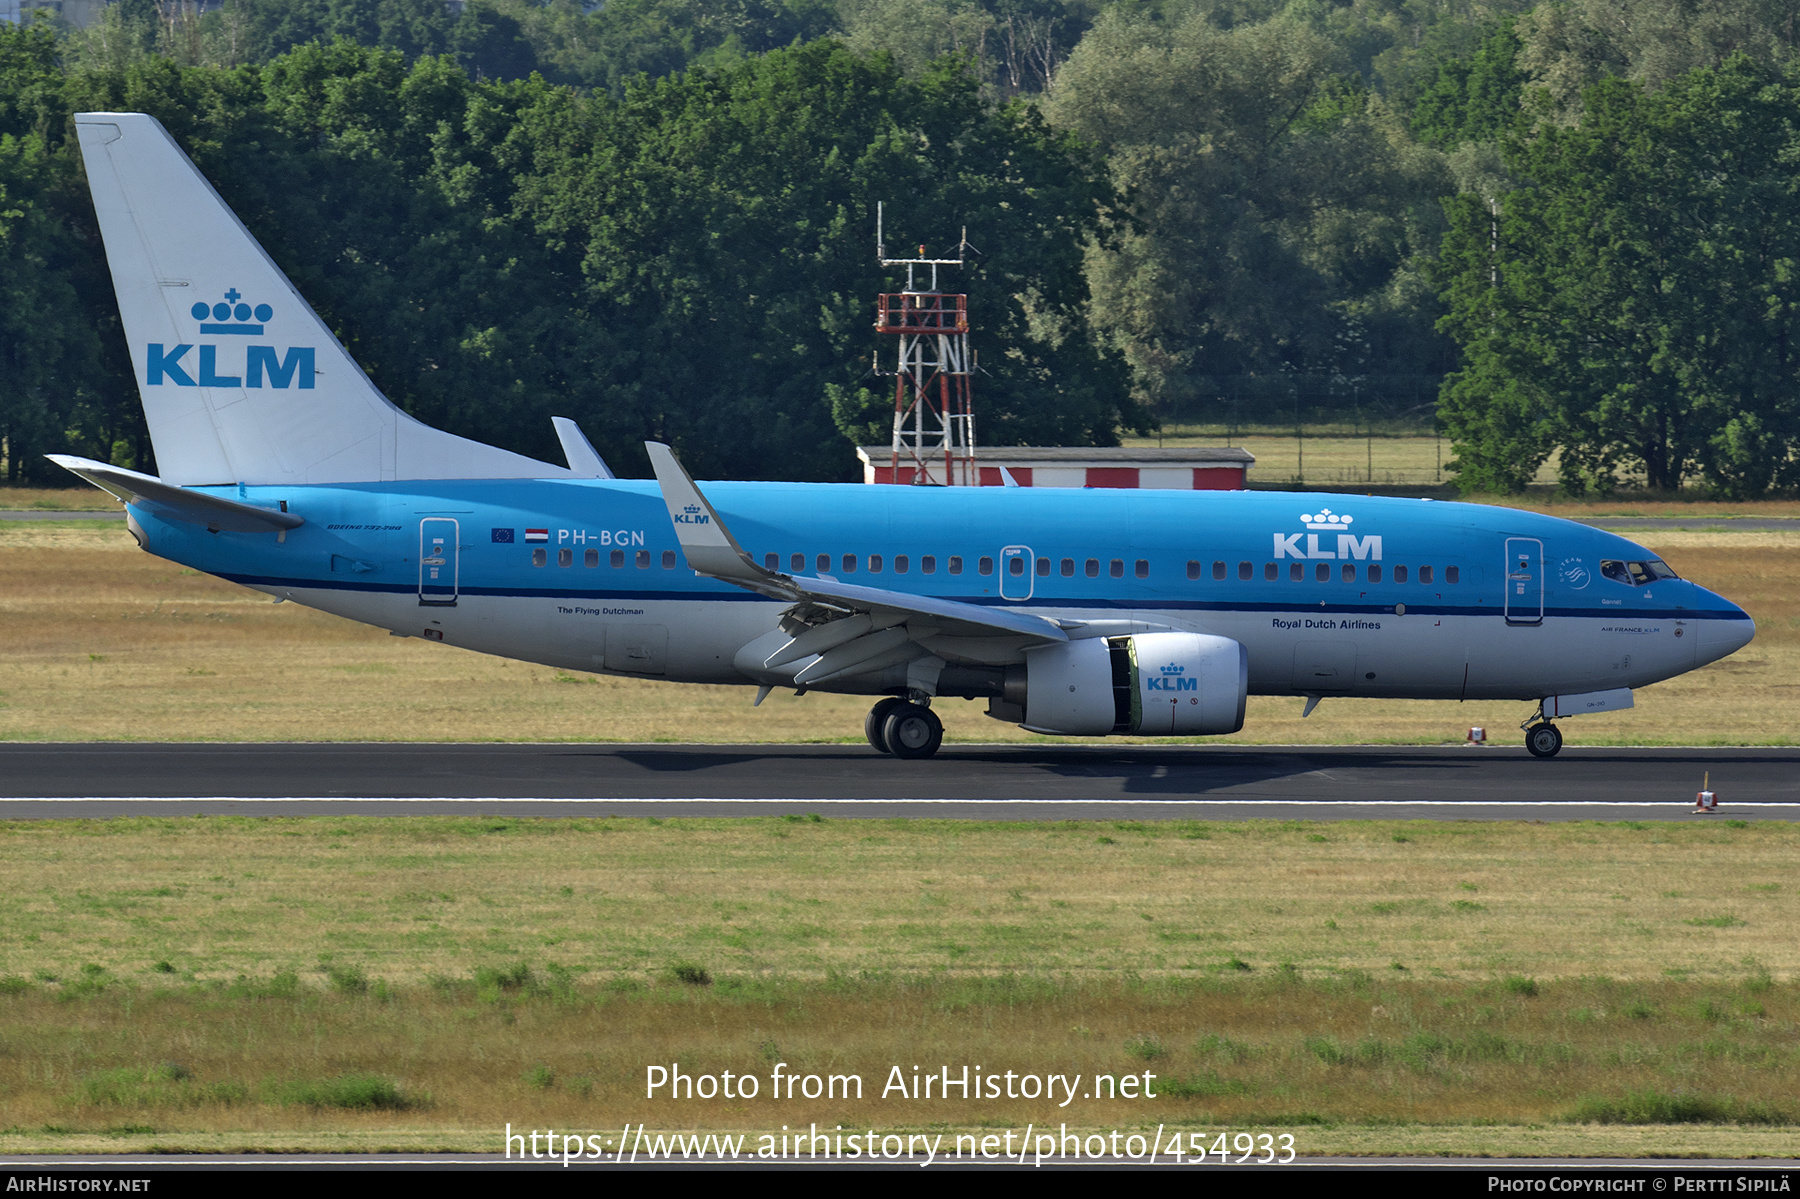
[1601,558,1679,586]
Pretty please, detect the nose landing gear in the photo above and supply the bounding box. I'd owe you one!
[1521,701,1564,757]
[864,697,943,759]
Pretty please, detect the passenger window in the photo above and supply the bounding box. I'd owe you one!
[1062,558,1076,577]
[611,549,624,568]
[1420,565,1434,584]
[1239,561,1252,580]
[1394,565,1408,583]
[1367,563,1382,583]
[1290,562,1304,581]
[659,550,673,569]
[843,554,857,573]
[636,550,651,569]
[1009,556,1025,577]
[558,548,573,567]
[1264,562,1277,581]
[586,549,599,568]
[790,553,804,572]
[1446,565,1459,584]
[1341,563,1356,582]
[1109,559,1124,578]
[1086,559,1099,577]
[869,555,882,573]
[1211,561,1224,581]
[973,557,988,576]
[924,556,938,574]
[816,553,830,572]
[1136,560,1149,579]
[532,548,546,568]
[1315,562,1329,582]
[764,552,778,570]
[951,556,965,575]
[894,555,909,574]
[1036,557,1050,576]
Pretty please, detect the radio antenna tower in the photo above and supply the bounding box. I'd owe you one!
[875,202,977,485]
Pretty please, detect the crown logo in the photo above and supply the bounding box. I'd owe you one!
[1301,507,1353,531]
[1160,663,1185,675]
[683,504,702,514]
[190,288,272,335]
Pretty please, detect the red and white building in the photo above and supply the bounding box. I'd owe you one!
[857,445,1254,490]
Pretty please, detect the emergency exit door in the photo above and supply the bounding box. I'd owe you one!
[1504,537,1542,625]
[419,518,459,606]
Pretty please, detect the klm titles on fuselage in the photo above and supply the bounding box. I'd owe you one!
[143,289,314,390]
[1273,508,1381,561]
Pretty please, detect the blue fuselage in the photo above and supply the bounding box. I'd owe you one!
[126,481,1753,704]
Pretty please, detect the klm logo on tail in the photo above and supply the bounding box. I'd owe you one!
[145,288,314,390]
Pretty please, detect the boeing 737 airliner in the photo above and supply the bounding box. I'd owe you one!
[50,113,1756,759]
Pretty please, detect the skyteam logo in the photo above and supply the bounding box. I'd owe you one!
[674,504,711,526]
[1146,663,1197,692]
[145,287,314,390]
[1275,507,1382,561]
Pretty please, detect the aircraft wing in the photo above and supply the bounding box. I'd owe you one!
[47,454,304,534]
[644,442,1067,654]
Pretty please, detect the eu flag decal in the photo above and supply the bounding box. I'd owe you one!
[491,528,515,543]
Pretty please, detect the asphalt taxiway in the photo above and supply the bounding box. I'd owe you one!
[1,743,1793,821]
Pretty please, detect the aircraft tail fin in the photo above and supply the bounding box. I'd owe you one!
[74,112,568,487]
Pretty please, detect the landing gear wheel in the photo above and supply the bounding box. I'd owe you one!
[882,703,944,760]
[1525,722,1563,758]
[865,698,909,754]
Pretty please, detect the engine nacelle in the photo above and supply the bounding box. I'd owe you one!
[1021,632,1247,737]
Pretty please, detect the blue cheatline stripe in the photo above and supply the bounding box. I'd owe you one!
[215,572,1744,621]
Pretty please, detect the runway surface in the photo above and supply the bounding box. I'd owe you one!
[2,743,1793,821]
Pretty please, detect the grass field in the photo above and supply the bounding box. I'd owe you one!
[0,815,1794,1154]
[0,521,1788,745]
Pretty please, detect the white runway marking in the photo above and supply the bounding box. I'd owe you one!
[15,797,1800,809]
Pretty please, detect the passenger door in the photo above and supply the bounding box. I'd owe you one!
[419,518,458,606]
[1504,537,1543,626]
[1000,545,1034,601]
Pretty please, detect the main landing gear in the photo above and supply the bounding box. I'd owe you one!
[865,697,944,760]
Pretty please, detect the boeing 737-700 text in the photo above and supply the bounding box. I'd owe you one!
[49,112,1756,759]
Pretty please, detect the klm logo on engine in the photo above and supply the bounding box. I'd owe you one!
[1146,663,1197,692]
[1274,507,1381,561]
[673,504,710,526]
[144,288,314,390]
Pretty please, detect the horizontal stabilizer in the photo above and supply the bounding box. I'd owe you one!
[553,417,614,479]
[46,454,302,534]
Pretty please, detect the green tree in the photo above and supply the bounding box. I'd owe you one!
[1409,20,1526,149]
[513,40,1134,479]
[1046,6,1455,413]
[1437,57,1800,496]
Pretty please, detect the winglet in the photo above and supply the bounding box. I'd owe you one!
[643,442,769,584]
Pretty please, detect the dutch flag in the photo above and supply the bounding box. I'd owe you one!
[525,529,549,543]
